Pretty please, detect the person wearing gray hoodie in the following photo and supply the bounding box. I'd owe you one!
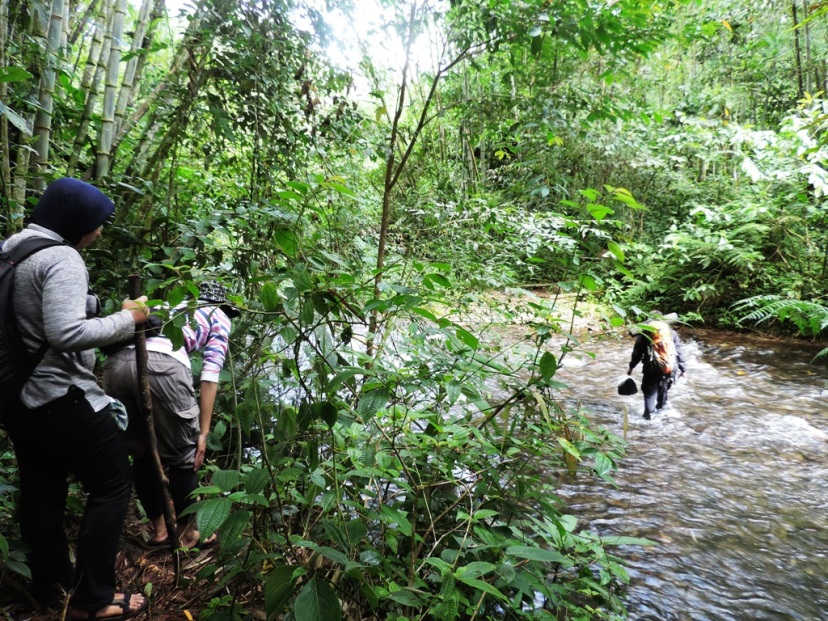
[2,178,149,619]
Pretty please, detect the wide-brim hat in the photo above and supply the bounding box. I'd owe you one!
[617,377,638,396]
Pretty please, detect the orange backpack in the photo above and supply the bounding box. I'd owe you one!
[648,321,676,375]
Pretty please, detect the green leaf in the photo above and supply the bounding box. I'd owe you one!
[579,274,597,291]
[318,400,338,427]
[294,577,342,621]
[445,380,461,405]
[244,468,269,495]
[538,351,557,381]
[358,388,389,418]
[379,505,412,536]
[326,182,357,198]
[286,181,310,195]
[291,267,314,293]
[455,327,479,349]
[315,546,362,571]
[274,228,298,258]
[301,299,315,324]
[0,66,33,83]
[328,367,364,392]
[195,498,232,539]
[0,533,8,559]
[6,559,31,580]
[455,561,497,579]
[261,282,279,312]
[607,241,625,262]
[211,469,240,492]
[453,575,508,601]
[265,564,298,620]
[217,509,250,547]
[386,589,425,607]
[411,307,437,321]
[0,101,32,135]
[505,545,568,564]
[558,438,581,461]
[424,273,451,288]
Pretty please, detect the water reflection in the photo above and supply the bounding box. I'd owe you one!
[552,329,828,621]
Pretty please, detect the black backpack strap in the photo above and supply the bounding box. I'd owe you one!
[3,236,66,264]
[2,236,68,362]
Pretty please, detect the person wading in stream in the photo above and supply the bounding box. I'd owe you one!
[2,178,150,619]
[627,313,687,420]
[103,280,238,550]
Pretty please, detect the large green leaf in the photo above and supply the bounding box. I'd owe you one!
[538,351,557,381]
[453,575,507,601]
[244,468,269,495]
[195,498,232,539]
[274,228,298,257]
[0,67,33,83]
[0,100,32,135]
[265,564,298,620]
[261,282,279,312]
[217,509,250,547]
[357,388,389,418]
[212,469,240,492]
[505,545,568,564]
[294,577,342,621]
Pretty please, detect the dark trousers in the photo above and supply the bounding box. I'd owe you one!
[641,374,672,416]
[132,456,197,526]
[7,387,132,612]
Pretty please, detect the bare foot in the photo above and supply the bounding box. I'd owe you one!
[70,591,146,619]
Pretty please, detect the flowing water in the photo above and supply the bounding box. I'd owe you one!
[550,328,828,621]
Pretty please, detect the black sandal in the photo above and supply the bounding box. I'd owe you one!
[73,590,149,620]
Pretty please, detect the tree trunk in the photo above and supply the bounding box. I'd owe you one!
[0,0,10,197]
[792,1,804,97]
[803,0,812,93]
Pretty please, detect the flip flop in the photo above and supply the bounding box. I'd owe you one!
[72,591,149,620]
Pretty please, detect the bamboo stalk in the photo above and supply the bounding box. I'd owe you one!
[32,0,65,189]
[114,0,153,137]
[67,0,111,176]
[128,274,180,582]
[96,0,128,179]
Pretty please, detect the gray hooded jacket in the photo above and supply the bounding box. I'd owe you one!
[5,181,136,410]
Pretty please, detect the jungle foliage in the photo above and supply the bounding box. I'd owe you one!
[1,0,827,619]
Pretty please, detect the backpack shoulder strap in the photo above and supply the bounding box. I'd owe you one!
[3,236,67,264]
[1,236,67,362]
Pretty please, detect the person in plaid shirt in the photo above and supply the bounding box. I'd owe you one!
[104,280,238,549]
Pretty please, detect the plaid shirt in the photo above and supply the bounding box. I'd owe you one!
[183,305,232,383]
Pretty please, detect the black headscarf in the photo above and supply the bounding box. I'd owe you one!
[29,178,115,246]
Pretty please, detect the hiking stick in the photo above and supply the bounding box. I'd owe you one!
[128,274,180,582]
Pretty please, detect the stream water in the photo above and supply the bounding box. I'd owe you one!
[551,328,828,621]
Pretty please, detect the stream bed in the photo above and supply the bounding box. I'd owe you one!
[551,329,828,621]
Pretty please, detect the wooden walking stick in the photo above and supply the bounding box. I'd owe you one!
[129,274,180,581]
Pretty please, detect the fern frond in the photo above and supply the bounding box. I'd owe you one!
[735,295,828,337]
